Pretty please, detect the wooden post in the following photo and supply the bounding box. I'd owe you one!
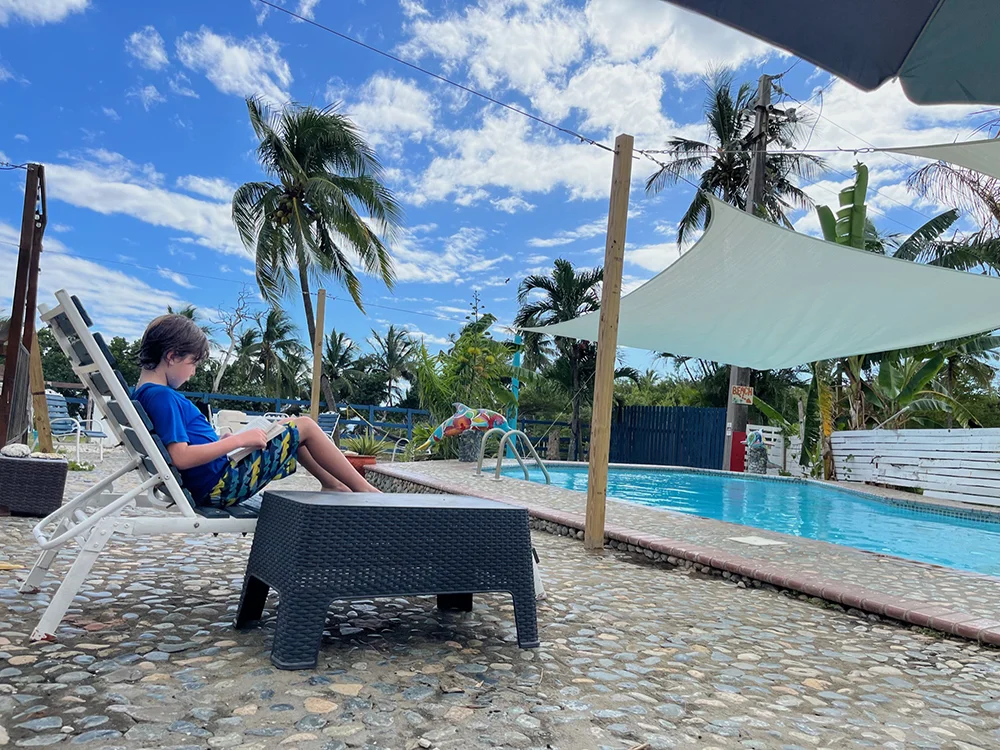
[0,165,41,445]
[584,133,633,551]
[310,288,326,421]
[29,331,53,452]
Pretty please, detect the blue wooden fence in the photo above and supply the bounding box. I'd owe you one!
[609,405,725,469]
[64,391,431,441]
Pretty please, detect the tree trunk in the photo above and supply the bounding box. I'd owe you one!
[570,351,581,461]
[296,250,337,414]
[212,339,237,393]
[546,427,562,460]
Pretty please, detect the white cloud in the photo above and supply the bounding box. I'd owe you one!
[346,75,435,153]
[158,267,195,288]
[0,0,88,25]
[390,226,509,284]
[127,84,165,111]
[0,60,27,84]
[51,223,72,233]
[176,175,236,201]
[528,216,606,247]
[401,0,586,93]
[296,0,320,19]
[0,222,188,339]
[219,264,231,273]
[585,0,776,76]
[13,133,27,141]
[401,324,451,346]
[625,241,682,273]
[168,72,199,98]
[491,195,535,214]
[102,106,120,120]
[125,25,169,70]
[412,110,616,204]
[45,150,247,257]
[176,27,292,104]
[399,0,429,18]
[523,253,549,264]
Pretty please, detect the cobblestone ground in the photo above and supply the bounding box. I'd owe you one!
[2,449,1000,749]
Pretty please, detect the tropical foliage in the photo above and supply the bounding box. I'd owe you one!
[513,259,603,460]
[644,69,825,245]
[233,96,402,408]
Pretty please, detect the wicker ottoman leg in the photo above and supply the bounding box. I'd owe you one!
[234,575,270,628]
[510,584,540,649]
[437,593,473,611]
[271,594,332,670]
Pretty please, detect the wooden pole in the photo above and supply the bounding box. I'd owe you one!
[0,165,40,445]
[584,133,633,551]
[29,331,53,452]
[309,288,327,421]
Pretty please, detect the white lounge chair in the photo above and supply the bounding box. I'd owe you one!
[20,290,259,641]
[20,290,545,640]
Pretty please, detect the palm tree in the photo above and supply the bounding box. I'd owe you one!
[232,96,403,407]
[370,325,415,406]
[514,259,603,460]
[324,329,363,402]
[645,70,825,245]
[255,308,306,398]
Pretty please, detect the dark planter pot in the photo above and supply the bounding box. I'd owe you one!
[457,430,483,463]
[0,456,68,516]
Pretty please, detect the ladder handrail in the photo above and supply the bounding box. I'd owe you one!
[495,430,551,484]
[476,428,520,476]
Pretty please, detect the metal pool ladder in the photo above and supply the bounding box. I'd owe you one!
[475,428,550,484]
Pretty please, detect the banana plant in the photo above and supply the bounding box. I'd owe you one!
[818,163,868,249]
[863,355,978,429]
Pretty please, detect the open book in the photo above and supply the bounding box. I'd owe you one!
[227,416,286,463]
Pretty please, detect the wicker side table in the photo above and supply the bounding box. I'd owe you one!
[235,491,539,669]
[0,456,68,516]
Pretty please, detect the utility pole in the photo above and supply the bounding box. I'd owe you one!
[722,74,770,471]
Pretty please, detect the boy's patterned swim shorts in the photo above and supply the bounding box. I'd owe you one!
[206,421,299,507]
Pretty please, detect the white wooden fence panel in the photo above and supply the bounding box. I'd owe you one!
[831,428,1000,507]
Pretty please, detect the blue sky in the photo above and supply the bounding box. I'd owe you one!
[0,0,991,373]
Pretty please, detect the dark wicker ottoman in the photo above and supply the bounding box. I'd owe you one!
[0,456,68,516]
[235,491,539,669]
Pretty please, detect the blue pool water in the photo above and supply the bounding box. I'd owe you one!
[504,466,1000,576]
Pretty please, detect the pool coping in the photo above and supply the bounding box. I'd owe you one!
[369,461,1000,647]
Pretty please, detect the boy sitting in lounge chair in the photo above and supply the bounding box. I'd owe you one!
[133,314,380,507]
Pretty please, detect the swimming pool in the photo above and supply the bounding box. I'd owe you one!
[504,465,1000,576]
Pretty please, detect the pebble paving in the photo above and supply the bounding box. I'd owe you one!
[2,447,1000,749]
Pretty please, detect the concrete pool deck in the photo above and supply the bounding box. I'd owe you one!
[369,460,1000,647]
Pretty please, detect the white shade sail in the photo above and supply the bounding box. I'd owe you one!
[526,196,1000,370]
[886,138,1000,180]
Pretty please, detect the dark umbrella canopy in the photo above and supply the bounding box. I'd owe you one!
[661,0,1000,105]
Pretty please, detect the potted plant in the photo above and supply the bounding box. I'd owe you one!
[342,433,389,472]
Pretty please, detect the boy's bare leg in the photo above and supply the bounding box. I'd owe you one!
[294,418,381,492]
[297,445,352,492]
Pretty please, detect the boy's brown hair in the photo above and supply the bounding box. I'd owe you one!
[138,314,210,371]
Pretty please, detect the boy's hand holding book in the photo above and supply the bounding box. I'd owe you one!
[230,428,268,450]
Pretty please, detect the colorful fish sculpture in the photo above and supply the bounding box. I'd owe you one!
[416,402,511,451]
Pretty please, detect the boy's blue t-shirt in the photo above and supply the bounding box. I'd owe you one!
[132,382,227,500]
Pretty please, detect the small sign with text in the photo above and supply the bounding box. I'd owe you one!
[731,385,754,405]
